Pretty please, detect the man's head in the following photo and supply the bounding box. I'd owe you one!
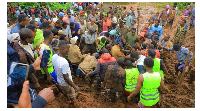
[79,19,84,25]
[144,57,154,69]
[92,53,100,59]
[130,51,139,61]
[117,57,125,67]
[131,28,136,35]
[102,49,109,54]
[163,34,170,41]
[59,34,68,41]
[152,35,159,41]
[173,43,181,51]
[32,14,35,19]
[87,10,90,15]
[147,49,156,58]
[132,44,139,51]
[92,10,96,15]
[58,40,70,55]
[43,29,53,41]
[144,33,149,39]
[107,13,111,18]
[119,20,124,27]
[41,21,53,30]
[58,30,64,36]
[180,19,186,26]
[108,6,112,12]
[151,40,157,49]
[173,5,176,10]
[126,60,133,68]
[106,44,112,52]
[79,11,84,16]
[62,22,68,29]
[155,19,160,27]
[59,12,65,19]
[114,7,118,13]
[156,12,159,16]
[127,11,131,16]
[187,5,191,10]
[88,28,95,35]
[30,20,38,28]
[91,17,96,24]
[18,14,30,26]
[70,22,75,28]
[26,24,37,37]
[55,20,63,28]
[111,23,116,29]
[101,37,106,43]
[123,6,126,10]
[105,32,110,37]
[40,17,47,23]
[67,11,72,18]
[19,28,34,44]
[144,23,149,29]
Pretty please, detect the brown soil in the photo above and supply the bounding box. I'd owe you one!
[39,2,195,108]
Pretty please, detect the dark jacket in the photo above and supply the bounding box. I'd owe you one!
[89,53,116,81]
[13,41,35,64]
[7,44,20,74]
[10,23,25,34]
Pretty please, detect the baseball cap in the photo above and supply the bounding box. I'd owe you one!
[127,11,131,14]
[58,30,64,35]
[59,12,65,17]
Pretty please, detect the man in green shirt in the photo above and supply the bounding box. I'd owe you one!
[32,21,53,49]
[125,28,138,49]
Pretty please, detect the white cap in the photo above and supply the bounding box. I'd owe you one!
[70,36,78,44]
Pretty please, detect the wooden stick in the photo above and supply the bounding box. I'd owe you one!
[179,51,191,87]
[137,16,139,35]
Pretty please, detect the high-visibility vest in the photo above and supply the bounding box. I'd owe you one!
[140,72,161,106]
[153,58,164,80]
[124,68,140,92]
[37,42,54,74]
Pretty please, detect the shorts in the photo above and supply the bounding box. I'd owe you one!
[61,85,76,99]
[160,21,167,26]
[124,89,132,96]
[50,70,58,85]
[76,68,86,76]
[175,62,190,72]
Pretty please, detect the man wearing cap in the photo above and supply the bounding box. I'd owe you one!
[125,28,138,49]
[126,11,133,28]
[70,22,81,45]
[81,28,97,54]
[159,5,169,27]
[109,29,123,46]
[68,36,87,75]
[87,17,98,34]
[51,20,63,36]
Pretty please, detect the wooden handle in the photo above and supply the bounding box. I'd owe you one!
[179,51,191,87]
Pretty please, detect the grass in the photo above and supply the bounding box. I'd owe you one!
[150,10,154,14]
[138,7,142,10]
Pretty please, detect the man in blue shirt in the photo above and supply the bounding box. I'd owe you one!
[11,14,30,34]
[70,22,81,44]
[166,43,193,75]
[150,19,162,39]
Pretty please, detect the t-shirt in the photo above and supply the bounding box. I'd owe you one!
[52,54,72,86]
[125,32,138,46]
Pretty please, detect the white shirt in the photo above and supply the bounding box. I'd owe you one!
[136,55,146,66]
[52,54,72,86]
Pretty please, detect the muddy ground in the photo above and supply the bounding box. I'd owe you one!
[39,2,195,108]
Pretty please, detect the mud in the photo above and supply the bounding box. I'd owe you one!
[39,2,195,108]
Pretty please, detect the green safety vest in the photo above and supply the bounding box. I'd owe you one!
[140,72,161,106]
[124,68,140,92]
[96,37,107,52]
[153,58,164,80]
[37,43,54,74]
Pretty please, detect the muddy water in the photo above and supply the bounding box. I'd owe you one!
[40,2,195,108]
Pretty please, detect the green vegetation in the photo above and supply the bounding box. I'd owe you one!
[138,7,142,10]
[150,10,154,14]
[153,2,191,11]
[9,2,72,12]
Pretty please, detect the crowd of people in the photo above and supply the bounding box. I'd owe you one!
[7,2,195,108]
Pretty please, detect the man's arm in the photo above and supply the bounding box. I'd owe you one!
[160,59,168,74]
[127,74,143,102]
[160,78,170,92]
[88,62,101,77]
[63,73,79,91]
